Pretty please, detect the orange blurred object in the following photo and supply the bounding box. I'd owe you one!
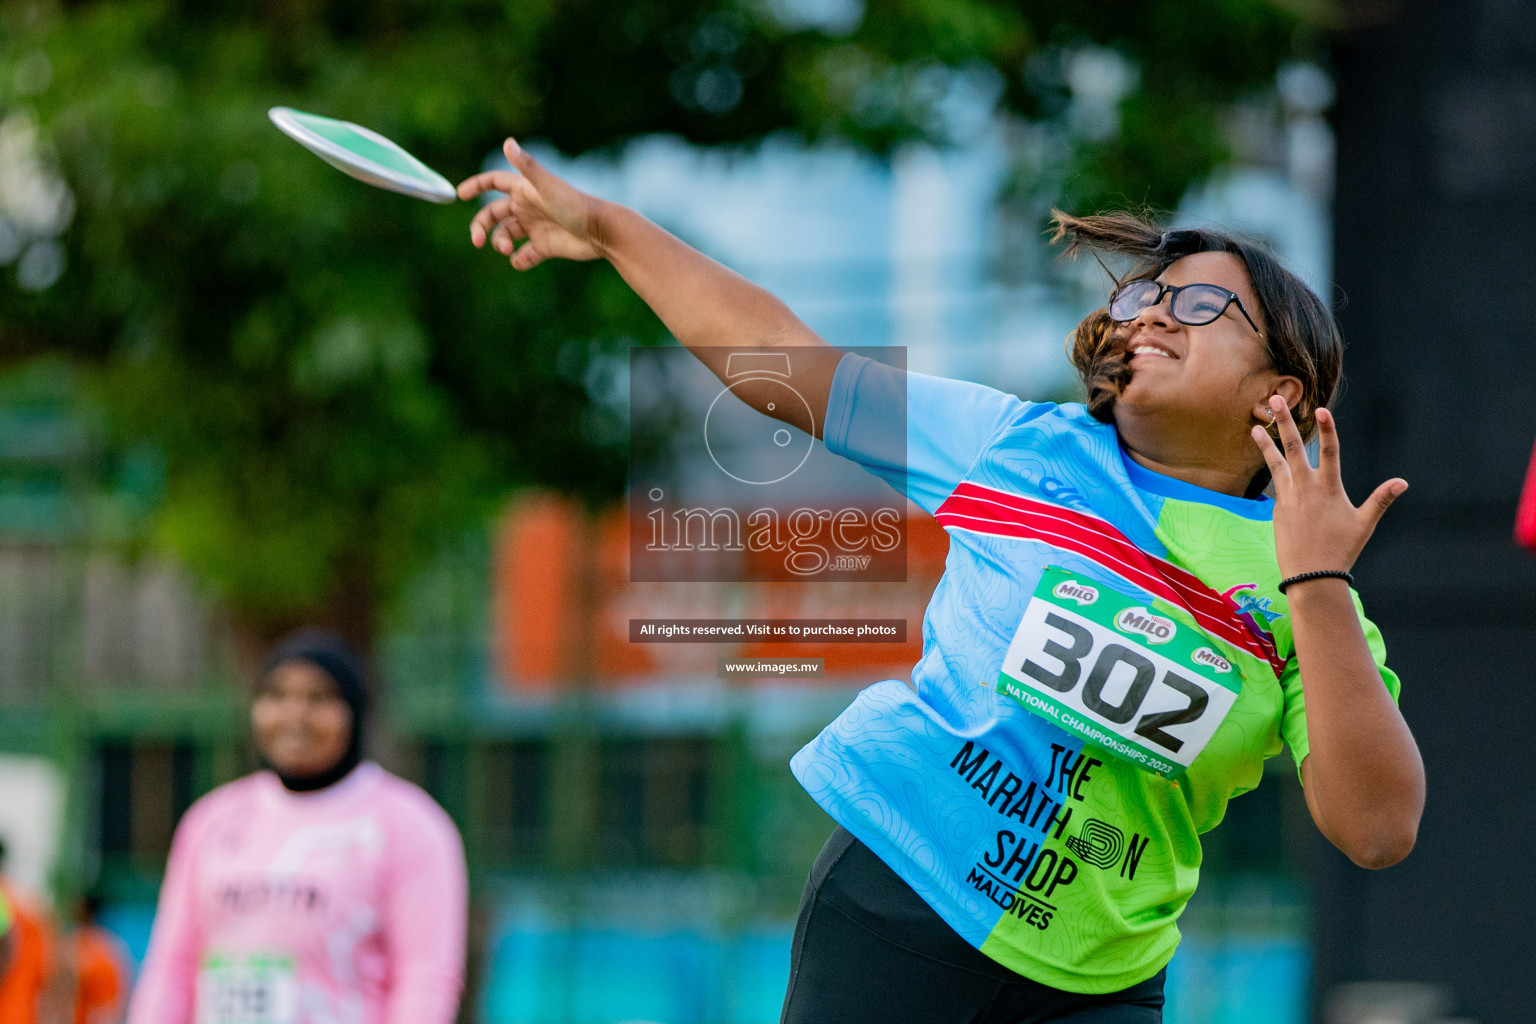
[0,882,53,1024]
[494,494,586,690]
[71,924,129,1024]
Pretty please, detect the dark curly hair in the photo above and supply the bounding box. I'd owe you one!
[1049,210,1343,446]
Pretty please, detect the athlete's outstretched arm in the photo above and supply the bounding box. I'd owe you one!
[458,139,846,439]
[1252,397,1425,869]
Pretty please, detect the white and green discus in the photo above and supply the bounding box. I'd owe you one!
[268,106,457,203]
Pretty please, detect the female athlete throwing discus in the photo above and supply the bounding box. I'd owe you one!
[459,140,1424,1023]
[128,630,468,1024]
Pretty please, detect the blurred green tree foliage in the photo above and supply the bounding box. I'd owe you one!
[0,0,1320,647]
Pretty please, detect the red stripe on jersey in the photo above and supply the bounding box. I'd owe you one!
[934,482,1286,677]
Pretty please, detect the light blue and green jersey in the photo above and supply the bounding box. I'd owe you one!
[792,355,1399,993]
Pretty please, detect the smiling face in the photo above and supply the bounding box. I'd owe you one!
[1111,251,1286,428]
[252,660,353,779]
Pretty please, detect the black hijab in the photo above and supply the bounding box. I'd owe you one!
[258,629,370,792]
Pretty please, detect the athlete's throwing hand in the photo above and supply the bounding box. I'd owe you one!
[458,138,603,269]
[1250,395,1408,579]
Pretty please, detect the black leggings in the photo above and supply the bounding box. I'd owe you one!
[780,828,1165,1024]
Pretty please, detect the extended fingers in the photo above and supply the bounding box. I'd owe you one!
[1270,396,1309,468]
[489,215,526,254]
[1315,407,1342,476]
[1250,423,1291,485]
[458,138,559,203]
[469,196,518,246]
[510,241,547,271]
[1360,477,1409,528]
[456,169,517,202]
[503,138,557,190]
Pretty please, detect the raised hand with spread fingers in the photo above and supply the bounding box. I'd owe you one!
[1251,395,1423,869]
[1250,395,1407,583]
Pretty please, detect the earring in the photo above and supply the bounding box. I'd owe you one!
[1266,407,1276,421]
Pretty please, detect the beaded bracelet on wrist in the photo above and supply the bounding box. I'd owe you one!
[1277,570,1354,594]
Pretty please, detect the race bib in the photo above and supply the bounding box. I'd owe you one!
[196,951,298,1024]
[997,567,1242,779]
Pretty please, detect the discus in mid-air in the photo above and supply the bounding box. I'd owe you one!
[268,106,457,203]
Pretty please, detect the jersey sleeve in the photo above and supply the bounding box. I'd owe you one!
[383,791,468,1024]
[1278,590,1402,770]
[126,799,211,1024]
[822,353,1029,516]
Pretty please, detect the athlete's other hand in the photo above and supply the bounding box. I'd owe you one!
[1251,396,1407,579]
[457,138,604,269]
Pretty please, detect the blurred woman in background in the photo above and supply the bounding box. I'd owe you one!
[127,629,467,1024]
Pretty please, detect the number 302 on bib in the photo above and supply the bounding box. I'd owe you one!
[997,567,1242,779]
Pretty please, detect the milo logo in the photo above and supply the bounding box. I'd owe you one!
[1052,579,1099,606]
[1192,647,1232,673]
[1113,607,1176,645]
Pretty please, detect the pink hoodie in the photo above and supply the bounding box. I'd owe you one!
[127,762,466,1024]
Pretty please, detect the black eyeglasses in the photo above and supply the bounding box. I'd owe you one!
[1108,279,1263,336]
